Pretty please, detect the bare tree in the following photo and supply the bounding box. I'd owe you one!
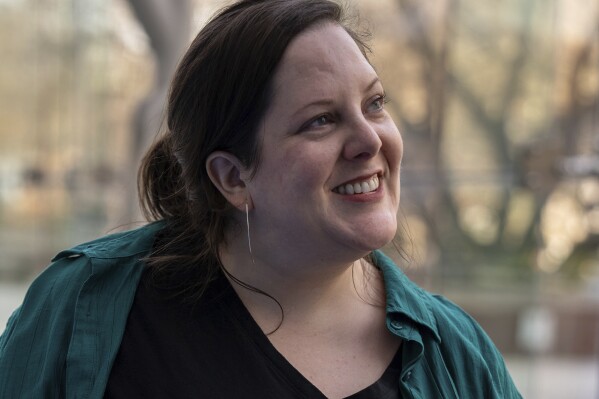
[393,0,599,282]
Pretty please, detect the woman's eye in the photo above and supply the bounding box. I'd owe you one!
[367,95,387,113]
[303,114,332,130]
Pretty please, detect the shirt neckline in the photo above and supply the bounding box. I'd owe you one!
[217,270,402,398]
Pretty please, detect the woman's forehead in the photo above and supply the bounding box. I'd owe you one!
[284,24,365,70]
[271,23,376,97]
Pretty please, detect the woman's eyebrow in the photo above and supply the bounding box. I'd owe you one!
[291,98,335,119]
[364,76,381,92]
[290,77,382,118]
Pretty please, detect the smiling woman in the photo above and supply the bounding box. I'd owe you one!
[214,22,403,272]
[0,1,521,398]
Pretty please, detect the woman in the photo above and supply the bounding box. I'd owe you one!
[0,1,522,398]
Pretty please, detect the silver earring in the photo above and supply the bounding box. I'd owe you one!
[245,202,255,264]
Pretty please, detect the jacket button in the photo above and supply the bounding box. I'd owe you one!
[404,371,412,381]
[390,320,403,330]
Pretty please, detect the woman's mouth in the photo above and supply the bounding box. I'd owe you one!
[333,175,380,195]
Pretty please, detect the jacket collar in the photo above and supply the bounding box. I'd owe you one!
[374,250,441,342]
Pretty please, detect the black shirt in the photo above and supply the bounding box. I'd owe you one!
[105,269,402,398]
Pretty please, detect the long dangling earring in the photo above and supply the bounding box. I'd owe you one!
[245,202,255,264]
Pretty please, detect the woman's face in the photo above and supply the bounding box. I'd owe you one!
[246,22,403,265]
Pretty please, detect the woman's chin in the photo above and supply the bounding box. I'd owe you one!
[346,225,398,255]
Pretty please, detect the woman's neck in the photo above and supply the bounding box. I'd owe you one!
[218,235,385,335]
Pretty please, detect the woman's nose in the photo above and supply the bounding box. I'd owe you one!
[342,117,383,161]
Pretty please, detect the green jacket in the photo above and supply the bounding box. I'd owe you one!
[0,222,522,398]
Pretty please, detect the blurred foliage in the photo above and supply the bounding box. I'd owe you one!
[0,0,598,295]
[369,0,599,294]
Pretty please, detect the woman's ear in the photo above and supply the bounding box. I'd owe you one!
[206,151,250,211]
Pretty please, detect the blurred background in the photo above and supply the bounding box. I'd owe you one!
[0,0,598,397]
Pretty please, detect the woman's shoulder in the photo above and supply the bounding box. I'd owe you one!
[426,294,522,397]
[373,250,522,398]
[52,220,165,262]
[15,221,165,304]
[5,221,165,324]
[0,221,165,398]
[373,249,501,347]
[1,221,164,328]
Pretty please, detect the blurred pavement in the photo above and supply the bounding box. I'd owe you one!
[0,282,27,331]
[506,355,598,399]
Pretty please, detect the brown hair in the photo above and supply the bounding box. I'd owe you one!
[138,0,370,301]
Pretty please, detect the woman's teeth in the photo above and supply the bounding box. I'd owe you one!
[334,175,379,195]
